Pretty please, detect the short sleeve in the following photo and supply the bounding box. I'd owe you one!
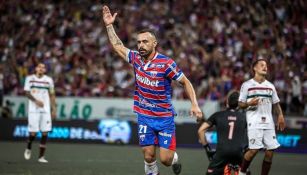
[165,59,184,81]
[272,86,280,104]
[49,78,55,94]
[126,50,138,64]
[206,112,217,126]
[238,82,248,103]
[24,76,31,91]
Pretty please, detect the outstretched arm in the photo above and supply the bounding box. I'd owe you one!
[102,5,128,60]
[178,75,203,119]
[273,103,286,131]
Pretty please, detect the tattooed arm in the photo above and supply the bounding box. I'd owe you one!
[273,103,286,131]
[102,5,128,59]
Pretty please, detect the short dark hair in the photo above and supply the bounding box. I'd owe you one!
[227,91,239,109]
[252,58,268,69]
[137,29,157,39]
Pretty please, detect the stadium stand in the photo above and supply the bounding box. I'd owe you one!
[0,0,305,116]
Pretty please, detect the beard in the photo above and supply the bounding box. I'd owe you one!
[138,48,153,59]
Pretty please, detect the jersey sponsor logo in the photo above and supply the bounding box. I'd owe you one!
[228,116,237,121]
[136,74,159,87]
[259,98,272,105]
[158,132,172,138]
[156,64,165,68]
[140,98,156,108]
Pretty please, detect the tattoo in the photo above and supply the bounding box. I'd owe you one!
[106,25,123,46]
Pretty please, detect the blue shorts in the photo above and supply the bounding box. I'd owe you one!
[137,114,176,151]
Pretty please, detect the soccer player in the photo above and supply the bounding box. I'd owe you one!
[102,5,203,175]
[23,63,56,163]
[198,91,248,175]
[238,59,286,175]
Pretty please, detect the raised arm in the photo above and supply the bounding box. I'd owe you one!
[178,75,203,119]
[102,5,128,60]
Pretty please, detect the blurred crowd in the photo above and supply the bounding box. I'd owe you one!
[0,0,306,116]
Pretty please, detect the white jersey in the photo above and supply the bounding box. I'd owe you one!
[239,79,280,129]
[24,74,54,113]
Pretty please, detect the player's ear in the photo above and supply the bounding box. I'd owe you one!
[153,40,157,48]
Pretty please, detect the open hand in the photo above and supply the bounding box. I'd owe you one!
[277,115,286,131]
[102,5,117,26]
[248,97,259,106]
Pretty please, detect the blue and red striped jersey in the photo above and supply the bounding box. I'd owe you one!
[126,50,184,118]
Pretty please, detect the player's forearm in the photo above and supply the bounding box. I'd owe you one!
[198,131,208,145]
[50,94,56,113]
[181,77,198,107]
[106,25,126,58]
[198,123,210,145]
[238,101,249,109]
[273,103,284,117]
[25,91,37,102]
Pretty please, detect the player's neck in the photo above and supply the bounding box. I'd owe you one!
[143,51,156,62]
[253,74,265,83]
[35,73,43,78]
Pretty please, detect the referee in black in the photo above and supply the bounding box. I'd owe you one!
[198,91,249,175]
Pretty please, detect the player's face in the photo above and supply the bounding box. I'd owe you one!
[35,63,46,76]
[254,60,267,76]
[137,32,157,59]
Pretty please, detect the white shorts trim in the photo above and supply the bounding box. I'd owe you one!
[28,112,52,132]
[247,129,280,150]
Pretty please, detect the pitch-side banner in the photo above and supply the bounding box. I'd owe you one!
[1,119,306,153]
[3,96,219,123]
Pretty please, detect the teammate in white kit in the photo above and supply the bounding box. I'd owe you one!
[238,59,286,175]
[23,63,56,163]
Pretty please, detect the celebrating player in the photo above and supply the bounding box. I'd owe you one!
[198,91,248,175]
[102,5,203,175]
[23,63,56,163]
[238,59,286,175]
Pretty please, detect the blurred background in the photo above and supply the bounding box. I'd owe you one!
[0,0,306,174]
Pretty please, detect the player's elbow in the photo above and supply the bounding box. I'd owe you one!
[198,125,207,137]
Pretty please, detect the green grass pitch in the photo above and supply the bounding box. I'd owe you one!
[0,141,306,175]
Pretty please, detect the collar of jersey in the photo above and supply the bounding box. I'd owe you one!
[143,52,158,70]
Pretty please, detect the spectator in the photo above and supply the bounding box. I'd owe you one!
[0,0,305,116]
